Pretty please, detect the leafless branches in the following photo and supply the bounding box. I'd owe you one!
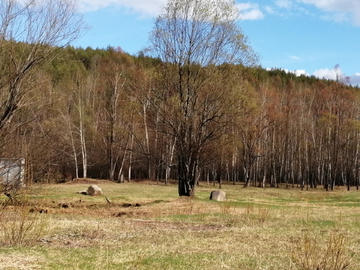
[0,0,85,130]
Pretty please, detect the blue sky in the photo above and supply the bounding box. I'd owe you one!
[74,0,360,85]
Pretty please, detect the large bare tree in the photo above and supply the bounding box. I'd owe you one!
[149,0,258,196]
[0,0,85,131]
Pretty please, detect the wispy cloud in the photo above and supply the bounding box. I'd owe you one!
[321,13,349,24]
[79,0,166,16]
[237,3,264,20]
[264,0,360,25]
[264,6,274,14]
[79,0,360,26]
[349,73,360,86]
[236,3,264,20]
[285,52,303,61]
[298,0,360,25]
[275,0,292,9]
[289,55,301,60]
[264,0,310,18]
[80,0,266,20]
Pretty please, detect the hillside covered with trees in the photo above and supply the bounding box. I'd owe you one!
[2,0,360,196]
[2,45,360,192]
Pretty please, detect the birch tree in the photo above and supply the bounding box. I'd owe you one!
[0,0,84,131]
[149,0,258,196]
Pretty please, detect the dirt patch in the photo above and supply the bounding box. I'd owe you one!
[64,178,114,185]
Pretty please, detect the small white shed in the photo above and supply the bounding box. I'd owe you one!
[0,158,25,187]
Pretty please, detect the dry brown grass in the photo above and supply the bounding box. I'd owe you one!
[0,252,43,270]
[0,204,49,247]
[292,229,353,270]
[0,182,359,269]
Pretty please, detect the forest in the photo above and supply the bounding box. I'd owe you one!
[2,44,360,192]
[2,0,360,196]
[1,1,360,269]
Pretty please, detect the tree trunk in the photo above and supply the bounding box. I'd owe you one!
[177,156,197,196]
[128,133,134,182]
[79,95,87,178]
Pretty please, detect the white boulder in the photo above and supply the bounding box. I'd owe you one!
[210,190,226,201]
[87,185,103,196]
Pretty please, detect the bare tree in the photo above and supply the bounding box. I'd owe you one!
[0,0,85,131]
[149,0,258,196]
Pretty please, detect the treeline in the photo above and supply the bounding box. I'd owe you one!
[2,45,360,190]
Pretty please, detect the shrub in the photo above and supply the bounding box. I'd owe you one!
[292,229,353,270]
[0,203,48,246]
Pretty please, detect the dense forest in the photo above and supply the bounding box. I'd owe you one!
[2,44,360,192]
[2,0,360,196]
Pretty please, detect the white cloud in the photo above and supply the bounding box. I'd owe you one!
[284,69,309,76]
[79,0,166,16]
[298,0,360,25]
[321,12,349,24]
[267,66,360,86]
[80,1,265,20]
[289,55,301,60]
[313,67,340,80]
[264,6,274,14]
[312,66,360,85]
[237,3,265,20]
[241,9,264,20]
[275,0,292,9]
[299,0,360,12]
[348,74,360,86]
[267,68,309,77]
[294,69,308,76]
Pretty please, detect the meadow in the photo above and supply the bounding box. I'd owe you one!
[0,179,359,269]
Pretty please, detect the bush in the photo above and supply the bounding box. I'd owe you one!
[292,229,353,270]
[0,203,48,246]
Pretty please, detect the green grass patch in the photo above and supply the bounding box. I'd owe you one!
[0,181,359,269]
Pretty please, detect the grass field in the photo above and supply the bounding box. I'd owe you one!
[0,179,359,269]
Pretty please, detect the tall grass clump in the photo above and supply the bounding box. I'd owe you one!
[292,229,353,270]
[0,202,48,246]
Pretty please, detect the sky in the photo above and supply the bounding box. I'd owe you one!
[74,0,360,86]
